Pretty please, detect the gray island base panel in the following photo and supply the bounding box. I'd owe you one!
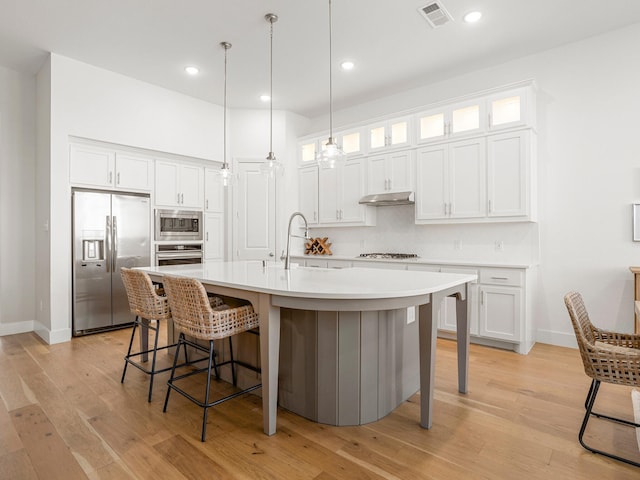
[137,261,475,435]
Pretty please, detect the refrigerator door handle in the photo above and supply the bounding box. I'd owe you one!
[112,216,118,273]
[105,215,111,273]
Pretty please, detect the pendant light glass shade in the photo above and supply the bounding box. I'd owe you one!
[317,0,346,169]
[217,41,235,187]
[260,13,284,178]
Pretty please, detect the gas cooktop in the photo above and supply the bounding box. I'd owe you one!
[358,253,419,259]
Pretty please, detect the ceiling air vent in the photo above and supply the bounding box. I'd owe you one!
[418,2,454,28]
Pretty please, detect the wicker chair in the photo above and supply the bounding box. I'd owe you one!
[564,291,640,467]
[161,274,261,442]
[120,267,178,402]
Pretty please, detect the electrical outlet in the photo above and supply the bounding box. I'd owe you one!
[495,240,504,251]
[406,307,416,324]
[454,240,462,250]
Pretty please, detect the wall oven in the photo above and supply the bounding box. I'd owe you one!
[155,243,203,266]
[155,209,203,242]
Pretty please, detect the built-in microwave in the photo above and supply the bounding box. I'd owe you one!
[155,209,203,241]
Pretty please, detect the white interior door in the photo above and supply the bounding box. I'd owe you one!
[233,160,276,260]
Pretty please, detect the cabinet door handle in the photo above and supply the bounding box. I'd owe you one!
[444,203,447,215]
[177,193,181,204]
[206,199,209,210]
[488,199,492,213]
[314,211,317,221]
[181,193,184,204]
[109,171,113,184]
[206,232,209,241]
[336,209,339,220]
[491,276,509,281]
[116,172,120,185]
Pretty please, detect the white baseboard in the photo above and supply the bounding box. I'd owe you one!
[535,329,577,349]
[33,322,72,345]
[0,320,34,337]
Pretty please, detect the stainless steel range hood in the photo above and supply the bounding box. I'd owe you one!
[359,191,415,206]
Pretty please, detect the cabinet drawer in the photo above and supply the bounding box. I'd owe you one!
[480,268,523,287]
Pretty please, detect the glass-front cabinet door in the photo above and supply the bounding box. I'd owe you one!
[335,127,365,157]
[487,86,534,131]
[416,99,484,144]
[367,116,412,153]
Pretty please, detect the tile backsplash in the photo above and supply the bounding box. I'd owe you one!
[306,204,540,265]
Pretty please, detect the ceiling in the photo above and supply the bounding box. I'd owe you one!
[2,0,640,118]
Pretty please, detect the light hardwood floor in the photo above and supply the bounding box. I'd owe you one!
[1,328,639,479]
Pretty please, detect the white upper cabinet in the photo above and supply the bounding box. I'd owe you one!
[367,150,414,194]
[487,86,534,132]
[335,127,365,157]
[366,116,412,153]
[69,144,152,192]
[155,160,203,209]
[204,167,224,213]
[416,99,485,145]
[298,165,319,224]
[317,159,375,226]
[299,137,321,164]
[415,137,486,222]
[300,128,366,164]
[487,129,534,220]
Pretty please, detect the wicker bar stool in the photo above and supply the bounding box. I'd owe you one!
[120,268,225,402]
[161,274,261,442]
[120,267,175,402]
[564,291,640,467]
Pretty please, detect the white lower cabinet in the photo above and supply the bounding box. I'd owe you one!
[298,257,533,353]
[478,267,524,344]
[479,285,522,341]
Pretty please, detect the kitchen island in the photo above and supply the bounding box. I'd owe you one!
[137,261,477,435]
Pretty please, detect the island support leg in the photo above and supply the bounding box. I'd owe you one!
[418,298,438,429]
[258,293,280,435]
[455,291,470,394]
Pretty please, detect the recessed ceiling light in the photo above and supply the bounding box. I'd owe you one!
[260,94,270,102]
[341,61,355,71]
[184,66,199,75]
[463,11,482,23]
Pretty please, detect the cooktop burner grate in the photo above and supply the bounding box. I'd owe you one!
[358,253,419,259]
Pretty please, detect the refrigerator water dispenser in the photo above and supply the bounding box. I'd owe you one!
[82,239,104,261]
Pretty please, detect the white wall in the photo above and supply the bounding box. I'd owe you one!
[0,65,36,336]
[304,22,640,347]
[40,54,225,343]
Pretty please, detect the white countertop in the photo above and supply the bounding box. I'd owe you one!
[293,254,536,269]
[138,260,477,300]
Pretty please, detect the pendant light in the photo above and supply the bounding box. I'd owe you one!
[217,41,234,187]
[317,0,346,169]
[260,13,284,177]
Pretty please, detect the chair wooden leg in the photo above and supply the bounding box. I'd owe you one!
[579,379,640,468]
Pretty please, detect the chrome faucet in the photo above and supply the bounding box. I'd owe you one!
[284,212,310,270]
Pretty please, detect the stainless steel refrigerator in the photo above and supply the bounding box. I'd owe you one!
[72,189,151,335]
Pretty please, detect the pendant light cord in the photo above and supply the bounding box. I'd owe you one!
[269,16,274,156]
[223,42,229,169]
[328,0,334,140]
